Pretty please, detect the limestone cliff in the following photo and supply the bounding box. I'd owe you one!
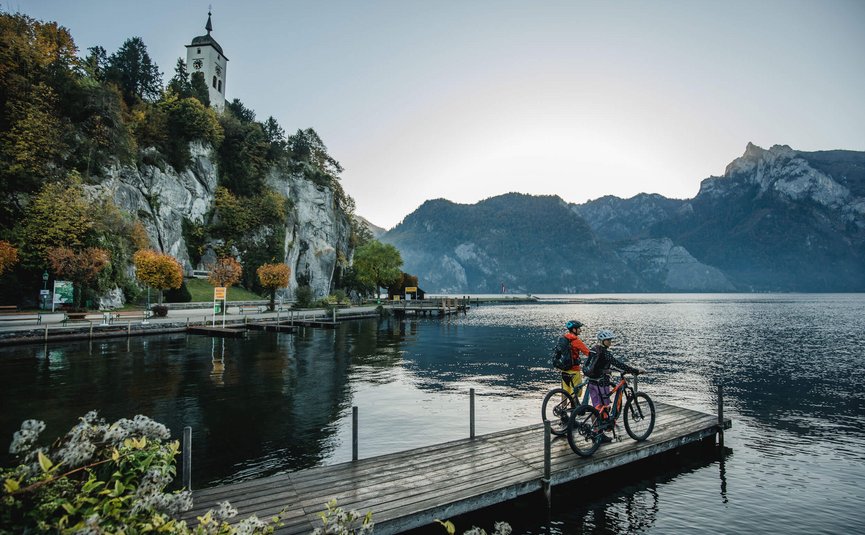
[92,142,352,302]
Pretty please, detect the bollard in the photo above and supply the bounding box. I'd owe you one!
[469,388,476,439]
[182,426,192,490]
[89,322,94,339]
[45,324,49,342]
[717,383,725,447]
[352,406,359,461]
[543,420,551,507]
[127,321,131,336]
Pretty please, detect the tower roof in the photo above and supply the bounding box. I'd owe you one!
[186,10,226,57]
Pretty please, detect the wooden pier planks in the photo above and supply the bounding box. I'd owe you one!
[186,401,730,534]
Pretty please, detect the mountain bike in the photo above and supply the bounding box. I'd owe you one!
[566,370,656,457]
[541,376,590,436]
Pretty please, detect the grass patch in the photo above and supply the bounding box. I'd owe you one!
[183,278,264,302]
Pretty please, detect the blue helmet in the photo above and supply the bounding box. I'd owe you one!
[566,320,584,330]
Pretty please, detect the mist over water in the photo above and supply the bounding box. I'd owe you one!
[2,294,863,533]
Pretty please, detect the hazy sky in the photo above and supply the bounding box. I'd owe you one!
[14,1,865,229]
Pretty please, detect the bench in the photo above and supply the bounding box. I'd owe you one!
[106,310,152,324]
[0,312,42,324]
[234,305,266,314]
[0,305,18,313]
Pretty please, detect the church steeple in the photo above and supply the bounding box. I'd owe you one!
[186,9,228,110]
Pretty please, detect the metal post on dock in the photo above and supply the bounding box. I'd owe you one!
[543,420,551,507]
[469,388,475,439]
[717,383,724,447]
[182,426,192,490]
[352,406,358,461]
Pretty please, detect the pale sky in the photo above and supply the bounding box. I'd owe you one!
[13,0,865,229]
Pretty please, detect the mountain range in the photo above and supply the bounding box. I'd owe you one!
[378,143,865,293]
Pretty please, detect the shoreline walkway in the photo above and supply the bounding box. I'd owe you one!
[185,400,730,535]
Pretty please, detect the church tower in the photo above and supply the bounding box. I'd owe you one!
[185,10,227,111]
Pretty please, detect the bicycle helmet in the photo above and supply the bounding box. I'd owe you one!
[596,329,615,341]
[565,320,584,330]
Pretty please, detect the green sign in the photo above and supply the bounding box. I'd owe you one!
[53,280,73,304]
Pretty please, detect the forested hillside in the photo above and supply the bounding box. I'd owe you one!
[0,13,367,307]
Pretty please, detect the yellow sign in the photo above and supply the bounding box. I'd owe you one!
[405,287,418,293]
[214,287,227,300]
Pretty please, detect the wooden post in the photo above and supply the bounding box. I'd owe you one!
[352,406,358,461]
[543,420,551,507]
[717,383,725,447]
[44,324,49,342]
[89,322,94,339]
[127,321,131,336]
[182,426,192,490]
[469,388,476,439]
[333,308,337,323]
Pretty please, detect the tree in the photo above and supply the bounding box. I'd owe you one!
[387,272,419,298]
[106,37,162,106]
[257,263,290,311]
[0,240,19,277]
[16,178,95,269]
[45,246,109,309]
[352,240,403,298]
[132,250,183,304]
[207,257,243,288]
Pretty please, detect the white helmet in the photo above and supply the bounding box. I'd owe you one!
[597,329,615,341]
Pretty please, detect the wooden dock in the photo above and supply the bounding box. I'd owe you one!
[185,400,730,534]
[384,298,469,317]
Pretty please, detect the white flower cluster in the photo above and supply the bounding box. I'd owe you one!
[103,414,170,446]
[55,411,107,469]
[9,419,45,455]
[311,501,374,535]
[74,513,107,535]
[132,468,193,515]
[461,522,512,535]
[212,501,239,522]
[234,515,270,535]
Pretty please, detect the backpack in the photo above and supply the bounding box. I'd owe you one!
[552,336,573,370]
[582,348,600,377]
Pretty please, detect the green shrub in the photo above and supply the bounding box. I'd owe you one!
[0,412,281,533]
[295,285,314,308]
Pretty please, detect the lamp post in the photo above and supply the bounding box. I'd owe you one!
[42,271,49,310]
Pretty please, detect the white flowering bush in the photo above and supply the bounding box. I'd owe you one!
[1,412,282,533]
[436,519,512,535]
[312,499,374,535]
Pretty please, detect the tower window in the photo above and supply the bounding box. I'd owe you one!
[218,80,222,93]
[212,76,217,88]
[197,48,201,54]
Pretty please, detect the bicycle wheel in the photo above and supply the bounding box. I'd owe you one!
[623,391,656,442]
[541,388,576,436]
[567,404,603,457]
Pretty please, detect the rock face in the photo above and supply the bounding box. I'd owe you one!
[93,142,218,272]
[267,171,351,299]
[616,238,734,292]
[93,142,351,302]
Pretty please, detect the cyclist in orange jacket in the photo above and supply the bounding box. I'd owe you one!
[561,320,590,401]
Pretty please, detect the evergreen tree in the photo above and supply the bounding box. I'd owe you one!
[106,37,162,106]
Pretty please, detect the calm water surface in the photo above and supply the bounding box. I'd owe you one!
[2,294,864,534]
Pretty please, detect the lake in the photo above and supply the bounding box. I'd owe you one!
[1,294,863,533]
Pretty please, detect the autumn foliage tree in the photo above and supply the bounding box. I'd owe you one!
[0,240,19,277]
[45,247,109,309]
[132,250,183,304]
[256,262,290,311]
[208,257,243,288]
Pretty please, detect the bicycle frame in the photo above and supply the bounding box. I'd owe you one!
[594,372,635,431]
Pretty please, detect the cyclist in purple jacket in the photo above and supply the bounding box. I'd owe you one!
[585,329,644,442]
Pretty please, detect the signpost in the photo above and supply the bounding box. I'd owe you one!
[213,287,227,327]
[52,281,73,312]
